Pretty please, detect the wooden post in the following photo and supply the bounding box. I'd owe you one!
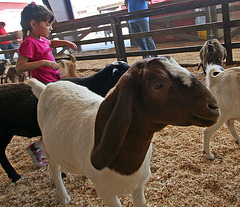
[210,5,218,38]
[0,31,22,42]
[111,17,127,62]
[222,0,233,65]
[205,6,217,39]
[205,6,211,39]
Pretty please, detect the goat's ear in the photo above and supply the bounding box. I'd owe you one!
[199,47,203,60]
[223,47,227,60]
[91,72,136,170]
[112,68,118,76]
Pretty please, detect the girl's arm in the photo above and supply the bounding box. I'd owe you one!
[16,55,59,72]
[50,40,77,51]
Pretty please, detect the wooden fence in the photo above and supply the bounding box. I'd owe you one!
[0,0,239,65]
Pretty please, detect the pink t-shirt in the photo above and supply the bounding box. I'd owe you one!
[18,36,61,83]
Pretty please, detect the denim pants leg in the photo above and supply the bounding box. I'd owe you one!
[0,44,8,59]
[138,20,157,57]
[0,42,14,59]
[7,42,15,59]
[129,22,148,52]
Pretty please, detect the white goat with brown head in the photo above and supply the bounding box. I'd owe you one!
[27,56,219,206]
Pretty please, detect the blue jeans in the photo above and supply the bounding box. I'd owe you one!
[129,20,157,58]
[0,42,15,59]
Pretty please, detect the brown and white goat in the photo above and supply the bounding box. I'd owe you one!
[57,54,79,78]
[197,39,227,74]
[4,66,27,83]
[27,56,219,206]
[203,64,240,159]
[0,59,11,84]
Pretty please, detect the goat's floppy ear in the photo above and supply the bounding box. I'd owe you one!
[91,67,140,170]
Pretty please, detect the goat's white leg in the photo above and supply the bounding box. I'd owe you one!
[225,119,240,144]
[49,159,71,204]
[203,116,226,160]
[132,184,147,207]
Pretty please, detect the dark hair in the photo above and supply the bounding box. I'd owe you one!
[0,22,5,27]
[20,2,55,39]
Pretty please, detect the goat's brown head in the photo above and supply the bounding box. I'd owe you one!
[57,54,78,78]
[91,56,219,172]
[201,39,227,66]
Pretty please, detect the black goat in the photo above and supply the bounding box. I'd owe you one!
[0,61,130,182]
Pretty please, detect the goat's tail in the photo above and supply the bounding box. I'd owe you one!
[25,78,46,99]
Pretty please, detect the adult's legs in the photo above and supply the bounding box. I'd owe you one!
[0,43,15,59]
[7,42,15,60]
[138,20,157,57]
[129,22,148,55]
[0,44,8,59]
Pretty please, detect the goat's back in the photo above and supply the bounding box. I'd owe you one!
[0,83,40,136]
[38,81,103,173]
[206,66,240,112]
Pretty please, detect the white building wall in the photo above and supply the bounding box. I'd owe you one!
[0,9,22,32]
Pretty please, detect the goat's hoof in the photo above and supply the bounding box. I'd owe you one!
[61,172,66,179]
[60,195,71,205]
[203,151,215,160]
[11,174,21,183]
[206,155,215,160]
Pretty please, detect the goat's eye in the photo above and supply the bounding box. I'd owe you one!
[154,84,163,90]
[212,72,220,76]
[112,68,119,76]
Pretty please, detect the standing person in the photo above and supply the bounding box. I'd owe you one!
[16,2,77,168]
[124,0,157,58]
[104,29,113,45]
[0,22,15,60]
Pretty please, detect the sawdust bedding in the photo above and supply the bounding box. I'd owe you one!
[0,40,240,206]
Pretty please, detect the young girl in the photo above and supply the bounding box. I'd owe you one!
[16,2,77,167]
